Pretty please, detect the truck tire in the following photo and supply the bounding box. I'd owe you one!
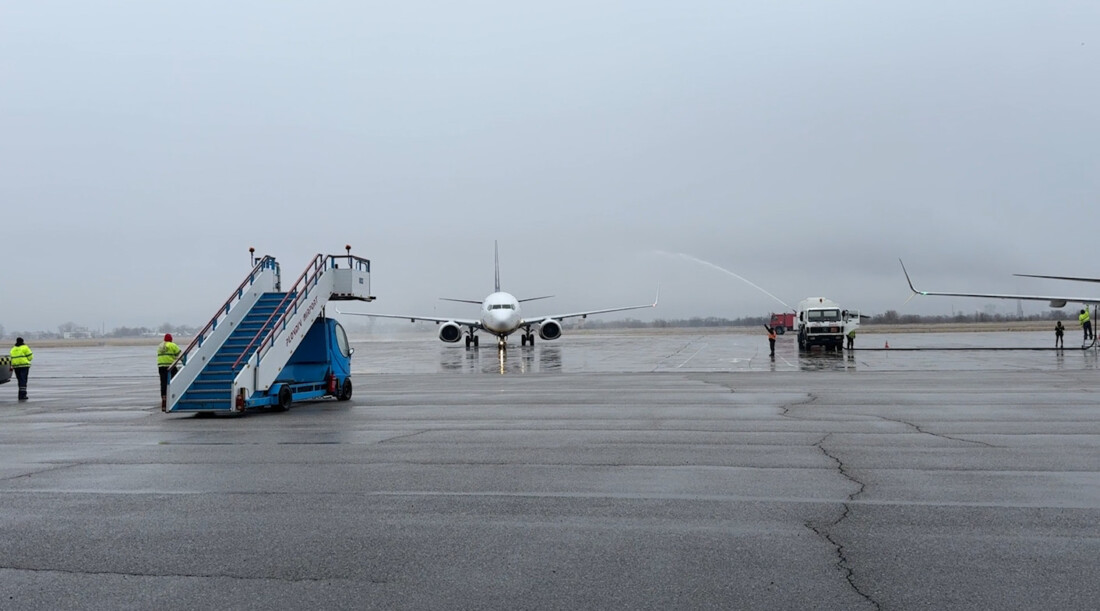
[338,378,353,401]
[776,326,785,335]
[273,386,292,412]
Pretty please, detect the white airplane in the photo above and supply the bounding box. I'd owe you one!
[901,259,1100,308]
[337,243,658,349]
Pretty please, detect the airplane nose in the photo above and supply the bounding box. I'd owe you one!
[488,310,512,331]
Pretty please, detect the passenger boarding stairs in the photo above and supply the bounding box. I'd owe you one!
[166,251,373,413]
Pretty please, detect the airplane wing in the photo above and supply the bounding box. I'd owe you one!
[334,308,483,329]
[524,289,659,322]
[901,260,1100,307]
[1014,273,1100,284]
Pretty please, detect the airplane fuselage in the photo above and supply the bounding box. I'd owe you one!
[481,291,522,336]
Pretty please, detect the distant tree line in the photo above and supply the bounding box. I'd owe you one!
[569,309,1073,330]
[0,322,199,341]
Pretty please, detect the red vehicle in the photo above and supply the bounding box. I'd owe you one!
[769,312,796,335]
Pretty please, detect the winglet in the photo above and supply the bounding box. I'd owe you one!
[899,259,923,304]
[652,285,661,307]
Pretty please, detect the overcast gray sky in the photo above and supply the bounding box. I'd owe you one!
[2,1,1098,332]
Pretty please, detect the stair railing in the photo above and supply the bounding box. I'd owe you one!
[232,254,327,370]
[172,255,279,370]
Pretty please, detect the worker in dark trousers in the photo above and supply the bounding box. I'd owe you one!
[1055,321,1064,349]
[1080,309,1093,344]
[764,324,776,357]
[157,333,181,409]
[10,337,33,401]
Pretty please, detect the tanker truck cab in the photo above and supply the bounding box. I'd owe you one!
[257,317,354,411]
[797,297,845,352]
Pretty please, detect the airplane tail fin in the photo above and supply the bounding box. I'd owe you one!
[494,241,501,292]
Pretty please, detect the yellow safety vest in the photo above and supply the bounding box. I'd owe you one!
[157,341,181,367]
[1081,311,1091,325]
[10,344,33,368]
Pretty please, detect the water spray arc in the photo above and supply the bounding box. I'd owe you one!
[658,251,794,312]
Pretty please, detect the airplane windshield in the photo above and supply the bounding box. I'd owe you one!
[490,304,515,310]
[807,309,840,322]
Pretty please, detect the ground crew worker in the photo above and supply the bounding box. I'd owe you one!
[1080,309,1093,343]
[157,333,181,409]
[1055,321,1064,349]
[846,327,856,351]
[10,337,33,401]
[763,324,776,357]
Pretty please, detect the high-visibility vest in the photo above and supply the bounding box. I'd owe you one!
[1081,311,1091,325]
[768,330,776,340]
[10,344,33,368]
[157,341,181,367]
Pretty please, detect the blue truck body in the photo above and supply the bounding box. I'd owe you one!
[245,317,354,410]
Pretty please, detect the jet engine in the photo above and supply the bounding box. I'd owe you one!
[1049,300,1067,308]
[438,321,463,343]
[538,319,562,341]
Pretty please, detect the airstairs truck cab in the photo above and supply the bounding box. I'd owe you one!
[796,297,858,352]
[252,316,353,411]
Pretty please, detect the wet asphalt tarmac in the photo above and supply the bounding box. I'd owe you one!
[1,330,1098,610]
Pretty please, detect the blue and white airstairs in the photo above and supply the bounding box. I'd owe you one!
[165,251,374,414]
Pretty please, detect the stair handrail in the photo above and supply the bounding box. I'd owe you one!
[172,255,279,370]
[231,253,327,370]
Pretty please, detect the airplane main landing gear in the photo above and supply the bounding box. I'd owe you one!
[465,335,480,349]
[521,333,535,346]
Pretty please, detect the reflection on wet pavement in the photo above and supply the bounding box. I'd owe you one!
[439,344,563,374]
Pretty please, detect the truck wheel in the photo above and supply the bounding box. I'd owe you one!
[274,386,292,412]
[338,378,353,401]
[776,326,785,335]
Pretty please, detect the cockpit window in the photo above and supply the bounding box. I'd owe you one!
[490,304,515,310]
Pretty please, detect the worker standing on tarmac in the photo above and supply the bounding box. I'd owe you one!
[10,337,33,401]
[763,324,776,357]
[846,327,856,351]
[157,333,181,409]
[1055,321,1064,349]
[1080,309,1093,344]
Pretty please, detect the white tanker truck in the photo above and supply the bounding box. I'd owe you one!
[796,297,860,352]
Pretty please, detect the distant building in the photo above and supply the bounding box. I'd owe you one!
[62,327,94,339]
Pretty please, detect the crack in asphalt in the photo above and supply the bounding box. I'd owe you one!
[0,564,353,583]
[2,463,82,482]
[378,430,429,443]
[873,415,997,448]
[806,434,880,611]
[779,393,818,417]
